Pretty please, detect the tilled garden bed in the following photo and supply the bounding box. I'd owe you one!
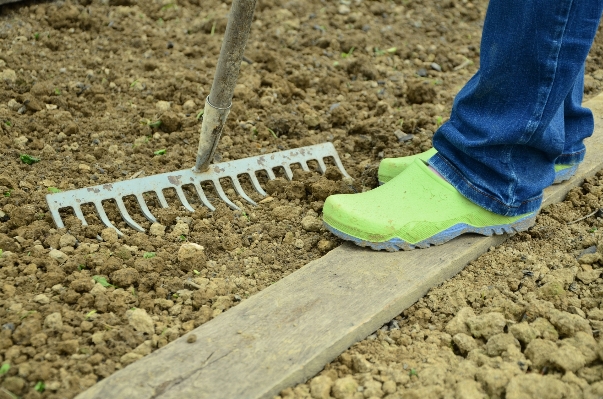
[1,0,603,398]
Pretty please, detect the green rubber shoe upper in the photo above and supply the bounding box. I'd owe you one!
[379,148,576,185]
[378,147,437,184]
[323,159,533,245]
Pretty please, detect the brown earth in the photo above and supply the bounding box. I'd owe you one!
[1,0,603,398]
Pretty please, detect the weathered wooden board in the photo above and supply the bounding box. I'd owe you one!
[76,93,603,399]
[0,0,25,6]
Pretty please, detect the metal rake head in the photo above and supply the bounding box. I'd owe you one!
[46,143,350,236]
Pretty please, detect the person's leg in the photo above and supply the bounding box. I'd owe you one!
[557,69,594,166]
[322,0,603,251]
[429,0,603,216]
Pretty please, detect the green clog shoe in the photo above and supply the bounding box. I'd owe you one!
[324,159,536,251]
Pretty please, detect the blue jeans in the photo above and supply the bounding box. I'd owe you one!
[430,0,603,216]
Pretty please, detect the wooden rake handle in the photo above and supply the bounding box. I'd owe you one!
[194,0,257,173]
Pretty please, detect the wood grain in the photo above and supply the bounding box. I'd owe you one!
[76,94,603,399]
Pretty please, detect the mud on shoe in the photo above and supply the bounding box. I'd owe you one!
[324,159,537,252]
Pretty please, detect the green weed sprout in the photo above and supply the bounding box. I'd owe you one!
[34,381,45,393]
[154,149,166,156]
[143,252,156,259]
[20,154,40,165]
[196,109,204,120]
[341,47,355,59]
[0,363,9,376]
[92,275,114,288]
[48,187,61,193]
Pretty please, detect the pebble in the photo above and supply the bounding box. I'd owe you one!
[338,4,351,14]
[48,249,68,264]
[393,129,414,142]
[33,294,50,304]
[430,62,442,72]
[0,68,17,82]
[178,243,206,272]
[149,222,166,237]
[183,99,196,112]
[466,312,506,339]
[7,98,21,111]
[100,227,119,244]
[156,100,171,112]
[453,333,478,355]
[294,239,304,249]
[187,334,197,344]
[44,312,63,332]
[126,308,154,335]
[59,233,77,249]
[309,375,333,399]
[301,215,322,232]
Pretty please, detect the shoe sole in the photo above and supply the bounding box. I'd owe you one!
[324,213,537,252]
[379,164,579,186]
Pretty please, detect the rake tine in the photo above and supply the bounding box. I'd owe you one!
[135,194,158,224]
[72,205,88,227]
[230,176,257,206]
[212,180,239,210]
[300,161,310,172]
[115,197,145,232]
[248,173,267,196]
[94,201,124,236]
[316,158,327,174]
[155,190,170,208]
[50,208,66,229]
[282,165,294,180]
[333,156,351,178]
[265,168,276,180]
[175,186,196,212]
[193,183,216,211]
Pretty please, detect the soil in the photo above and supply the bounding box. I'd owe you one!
[1,0,603,398]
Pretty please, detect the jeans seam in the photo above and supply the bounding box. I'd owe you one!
[434,153,542,211]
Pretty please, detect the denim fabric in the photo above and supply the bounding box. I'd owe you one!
[430,0,603,216]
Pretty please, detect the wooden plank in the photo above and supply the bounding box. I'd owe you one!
[0,0,25,6]
[76,93,603,399]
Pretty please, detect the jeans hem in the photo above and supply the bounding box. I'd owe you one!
[555,148,585,165]
[429,153,542,217]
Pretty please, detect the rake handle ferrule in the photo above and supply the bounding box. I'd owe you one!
[194,97,231,173]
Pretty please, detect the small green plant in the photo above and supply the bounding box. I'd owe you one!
[267,128,278,139]
[589,227,598,233]
[341,47,355,58]
[3,189,12,197]
[0,363,9,376]
[157,17,165,26]
[20,154,40,165]
[172,293,179,299]
[20,310,36,320]
[3,120,11,127]
[54,88,61,95]
[196,109,204,120]
[149,120,162,129]
[131,287,137,296]
[92,275,114,288]
[78,264,86,270]
[374,47,386,56]
[34,381,45,393]
[143,252,156,259]
[130,79,140,88]
[154,149,166,156]
[241,211,250,221]
[85,310,97,319]
[210,21,216,36]
[435,116,443,127]
[0,249,3,257]
[179,234,187,241]
[193,269,200,275]
[33,32,40,40]
[160,3,176,11]
[409,368,418,377]
[47,187,62,193]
